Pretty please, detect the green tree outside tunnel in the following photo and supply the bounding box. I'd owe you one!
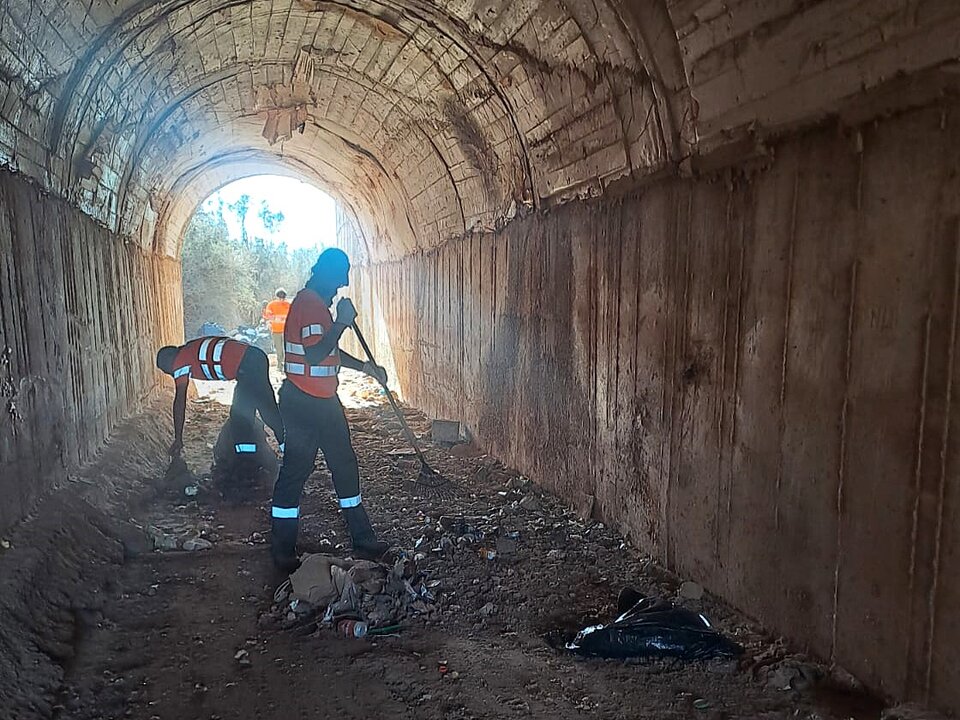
[180,197,317,338]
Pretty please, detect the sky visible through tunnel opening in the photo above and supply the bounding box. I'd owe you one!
[181,175,338,339]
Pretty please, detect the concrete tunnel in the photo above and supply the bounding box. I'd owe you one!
[1,0,960,716]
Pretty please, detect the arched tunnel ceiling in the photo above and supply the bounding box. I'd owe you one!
[2,0,960,260]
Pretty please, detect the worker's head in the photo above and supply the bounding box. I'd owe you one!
[275,288,287,300]
[309,248,350,298]
[155,346,179,375]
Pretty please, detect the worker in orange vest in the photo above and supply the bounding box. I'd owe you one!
[156,338,284,458]
[262,289,292,367]
[270,248,389,571]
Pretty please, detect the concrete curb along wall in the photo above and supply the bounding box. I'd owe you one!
[351,99,960,715]
[0,167,183,535]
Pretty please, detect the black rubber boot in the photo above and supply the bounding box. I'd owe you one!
[342,504,390,561]
[270,517,301,573]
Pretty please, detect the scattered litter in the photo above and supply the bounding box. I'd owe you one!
[182,537,213,551]
[336,619,367,638]
[234,649,251,668]
[563,594,743,660]
[264,551,438,632]
[693,698,711,711]
[679,581,704,600]
[0,538,10,550]
[184,485,199,497]
[289,554,354,606]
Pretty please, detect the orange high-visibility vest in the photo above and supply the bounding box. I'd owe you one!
[283,289,339,397]
[263,298,291,333]
[171,337,248,385]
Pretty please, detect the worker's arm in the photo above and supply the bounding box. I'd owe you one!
[302,297,355,365]
[340,350,388,385]
[302,322,348,364]
[340,350,364,371]
[170,382,188,456]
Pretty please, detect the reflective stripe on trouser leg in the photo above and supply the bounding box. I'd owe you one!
[271,506,299,518]
[338,494,361,509]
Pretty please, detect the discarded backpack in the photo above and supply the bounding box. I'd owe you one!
[565,592,743,660]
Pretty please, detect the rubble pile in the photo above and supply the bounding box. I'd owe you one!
[261,551,438,633]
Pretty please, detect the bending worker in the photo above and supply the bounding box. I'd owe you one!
[262,288,291,367]
[271,248,389,570]
[156,337,284,457]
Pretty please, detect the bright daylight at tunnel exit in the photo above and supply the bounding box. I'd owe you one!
[1,2,959,719]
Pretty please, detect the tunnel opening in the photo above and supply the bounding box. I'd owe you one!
[2,1,960,718]
[178,174,337,340]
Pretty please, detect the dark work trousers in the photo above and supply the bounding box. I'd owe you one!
[270,380,361,558]
[231,347,284,443]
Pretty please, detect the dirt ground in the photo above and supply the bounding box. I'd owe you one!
[24,371,908,720]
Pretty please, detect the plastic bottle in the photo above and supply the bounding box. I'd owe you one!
[336,619,368,638]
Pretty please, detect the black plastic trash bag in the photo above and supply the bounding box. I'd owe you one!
[564,592,743,660]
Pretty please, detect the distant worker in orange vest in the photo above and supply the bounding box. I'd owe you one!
[262,289,292,367]
[156,337,284,458]
[270,248,389,571]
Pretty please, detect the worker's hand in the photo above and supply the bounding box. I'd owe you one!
[169,439,184,457]
[335,297,358,326]
[362,361,388,385]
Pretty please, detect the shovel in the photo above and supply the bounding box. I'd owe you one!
[351,323,455,497]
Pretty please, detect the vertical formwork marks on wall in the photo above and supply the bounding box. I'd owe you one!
[0,168,181,534]
[352,102,960,714]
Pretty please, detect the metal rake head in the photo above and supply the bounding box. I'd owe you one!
[412,460,456,498]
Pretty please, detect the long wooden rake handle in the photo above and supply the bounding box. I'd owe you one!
[350,322,430,466]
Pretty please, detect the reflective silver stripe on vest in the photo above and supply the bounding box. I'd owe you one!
[197,338,228,380]
[173,365,191,379]
[301,323,323,339]
[285,362,339,377]
[285,341,305,354]
[212,339,227,380]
